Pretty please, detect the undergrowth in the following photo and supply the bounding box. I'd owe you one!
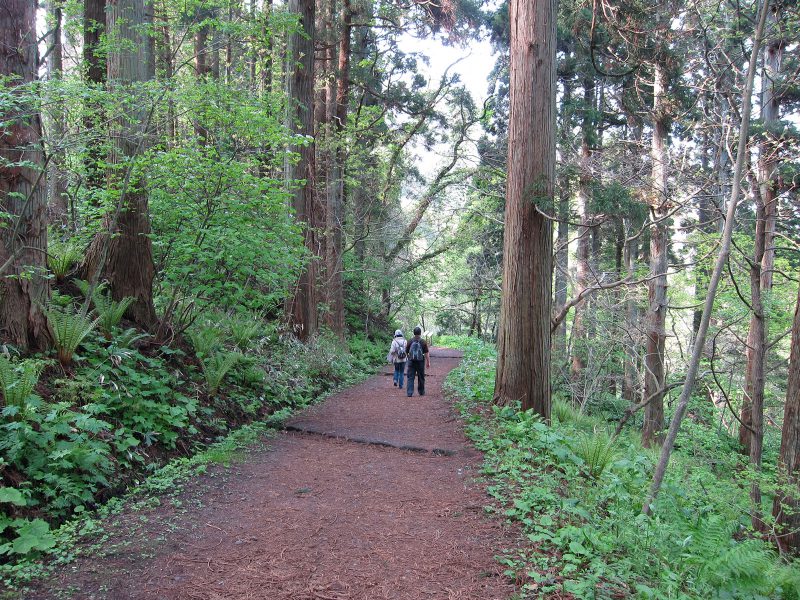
[0,301,386,590]
[440,335,800,599]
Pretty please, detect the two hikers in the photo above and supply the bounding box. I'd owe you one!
[387,326,430,397]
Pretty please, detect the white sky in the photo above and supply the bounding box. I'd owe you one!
[398,32,496,107]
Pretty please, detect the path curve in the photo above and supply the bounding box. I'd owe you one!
[29,349,515,599]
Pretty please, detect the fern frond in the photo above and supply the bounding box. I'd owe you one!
[45,305,99,366]
[201,352,241,395]
[0,356,45,408]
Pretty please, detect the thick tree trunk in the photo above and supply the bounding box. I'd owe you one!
[324,0,353,340]
[285,0,318,339]
[0,0,50,351]
[774,281,800,552]
[493,0,555,419]
[642,61,670,448]
[84,0,157,329]
[84,0,108,193]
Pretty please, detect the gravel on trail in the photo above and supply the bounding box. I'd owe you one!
[29,349,517,600]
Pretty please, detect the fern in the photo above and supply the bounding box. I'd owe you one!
[683,516,778,596]
[573,430,617,479]
[0,356,45,408]
[73,280,134,337]
[189,326,221,359]
[201,352,241,395]
[47,241,81,282]
[552,398,576,424]
[45,305,99,366]
[226,316,261,351]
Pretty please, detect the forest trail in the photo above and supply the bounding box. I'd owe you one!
[30,349,515,600]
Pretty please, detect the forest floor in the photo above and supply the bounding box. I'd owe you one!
[24,349,517,600]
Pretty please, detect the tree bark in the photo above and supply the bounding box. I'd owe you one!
[46,0,70,229]
[324,0,353,340]
[642,61,670,448]
[570,75,595,387]
[84,0,108,193]
[83,0,157,329]
[493,0,555,419]
[285,0,318,339]
[553,75,572,360]
[0,0,51,351]
[774,281,800,552]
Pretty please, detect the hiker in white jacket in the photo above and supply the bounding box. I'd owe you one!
[388,330,407,388]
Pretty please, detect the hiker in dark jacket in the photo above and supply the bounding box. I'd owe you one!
[405,326,430,397]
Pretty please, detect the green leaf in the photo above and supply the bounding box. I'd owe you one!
[12,519,56,554]
[0,487,26,506]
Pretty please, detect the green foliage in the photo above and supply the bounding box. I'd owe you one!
[201,352,241,396]
[572,430,617,479]
[0,357,45,409]
[444,338,800,599]
[44,305,99,366]
[46,239,81,282]
[74,280,135,338]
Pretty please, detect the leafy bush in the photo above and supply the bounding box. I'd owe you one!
[74,280,135,338]
[46,239,81,282]
[202,352,241,395]
[45,305,99,366]
[0,357,45,410]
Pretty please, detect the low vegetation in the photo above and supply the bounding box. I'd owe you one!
[442,336,800,599]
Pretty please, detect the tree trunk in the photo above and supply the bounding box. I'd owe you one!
[84,0,108,193]
[493,0,555,419]
[324,0,353,340]
[570,76,595,387]
[741,6,782,529]
[553,77,572,360]
[642,61,670,448]
[643,0,770,513]
[285,0,318,339]
[774,281,800,552]
[623,234,640,402]
[0,0,51,351]
[84,0,157,329]
[45,0,70,229]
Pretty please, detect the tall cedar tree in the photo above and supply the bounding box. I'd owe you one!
[84,0,157,328]
[493,0,555,418]
[286,0,318,339]
[0,0,50,351]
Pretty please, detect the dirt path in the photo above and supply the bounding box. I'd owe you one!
[28,349,516,599]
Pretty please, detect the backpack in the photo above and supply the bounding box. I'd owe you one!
[395,340,407,361]
[409,338,424,361]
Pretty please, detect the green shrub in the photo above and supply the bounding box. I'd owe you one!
[0,357,45,410]
[572,430,617,479]
[45,305,99,366]
[201,352,241,395]
[47,240,81,282]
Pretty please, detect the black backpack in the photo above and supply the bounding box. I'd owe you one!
[409,338,424,361]
[396,340,407,360]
